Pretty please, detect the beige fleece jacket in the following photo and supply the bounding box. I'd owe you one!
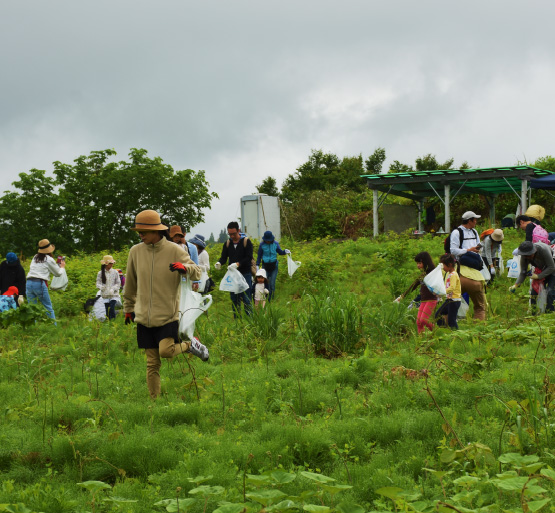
[123,237,201,327]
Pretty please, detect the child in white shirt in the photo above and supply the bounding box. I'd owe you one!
[252,268,269,309]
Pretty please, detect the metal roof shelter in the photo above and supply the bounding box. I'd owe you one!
[361,166,555,236]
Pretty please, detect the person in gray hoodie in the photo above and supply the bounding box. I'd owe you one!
[509,241,555,312]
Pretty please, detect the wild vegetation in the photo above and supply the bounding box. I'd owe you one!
[2,228,555,512]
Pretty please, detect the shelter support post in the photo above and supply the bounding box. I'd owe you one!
[521,179,528,214]
[418,201,424,233]
[444,184,451,234]
[489,196,496,226]
[373,189,378,237]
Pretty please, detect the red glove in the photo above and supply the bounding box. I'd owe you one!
[169,262,187,274]
[125,312,134,325]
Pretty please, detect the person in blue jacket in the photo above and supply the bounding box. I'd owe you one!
[256,231,290,301]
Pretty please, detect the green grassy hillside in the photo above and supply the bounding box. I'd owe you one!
[1,229,555,513]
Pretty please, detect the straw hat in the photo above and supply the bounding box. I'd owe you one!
[130,210,168,231]
[37,239,55,254]
[169,225,185,238]
[491,229,504,242]
[100,255,116,265]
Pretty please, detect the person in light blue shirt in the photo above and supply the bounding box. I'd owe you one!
[169,225,200,291]
[256,231,290,301]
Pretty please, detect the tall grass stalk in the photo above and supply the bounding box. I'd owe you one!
[296,288,366,355]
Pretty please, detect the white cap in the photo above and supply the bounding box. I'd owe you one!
[462,211,481,220]
[256,268,267,279]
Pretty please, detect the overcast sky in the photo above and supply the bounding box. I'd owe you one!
[2,0,555,238]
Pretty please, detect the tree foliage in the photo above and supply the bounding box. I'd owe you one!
[255,176,279,196]
[0,148,217,256]
[364,147,386,175]
[280,150,366,201]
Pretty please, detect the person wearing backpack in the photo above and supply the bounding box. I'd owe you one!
[480,229,504,282]
[509,241,555,312]
[448,211,487,320]
[515,215,550,244]
[215,221,254,317]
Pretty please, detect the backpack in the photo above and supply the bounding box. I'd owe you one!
[444,227,479,253]
[459,250,484,271]
[532,223,550,244]
[480,228,495,240]
[226,237,257,277]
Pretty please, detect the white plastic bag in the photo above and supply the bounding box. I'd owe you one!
[179,278,213,340]
[89,293,106,322]
[198,271,209,293]
[219,266,249,293]
[287,253,301,277]
[50,268,68,291]
[457,298,469,319]
[423,265,446,296]
[480,266,491,282]
[536,283,547,313]
[499,256,504,276]
[507,256,520,279]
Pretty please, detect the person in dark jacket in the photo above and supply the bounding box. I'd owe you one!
[215,221,253,317]
[0,252,26,299]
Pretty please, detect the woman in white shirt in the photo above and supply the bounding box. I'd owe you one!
[189,234,212,293]
[189,234,209,272]
[95,255,121,320]
[26,239,64,320]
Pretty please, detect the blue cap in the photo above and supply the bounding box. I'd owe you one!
[262,231,275,242]
[6,252,17,264]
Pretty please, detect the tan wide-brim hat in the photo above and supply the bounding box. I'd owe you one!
[169,225,185,238]
[38,239,55,254]
[100,255,116,265]
[130,210,168,231]
[491,229,504,242]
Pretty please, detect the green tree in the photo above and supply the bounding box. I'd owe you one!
[534,155,555,172]
[217,229,227,243]
[364,147,386,175]
[281,149,366,201]
[388,160,414,173]
[415,153,455,171]
[0,169,64,256]
[255,176,279,196]
[0,149,218,255]
[208,233,216,244]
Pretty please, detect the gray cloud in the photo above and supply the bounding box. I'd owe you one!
[2,0,555,237]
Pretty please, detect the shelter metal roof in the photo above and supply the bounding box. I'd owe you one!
[361,166,555,201]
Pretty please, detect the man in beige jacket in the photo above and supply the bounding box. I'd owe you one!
[123,209,209,399]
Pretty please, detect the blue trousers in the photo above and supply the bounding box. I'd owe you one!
[266,264,278,301]
[230,272,252,317]
[104,299,117,320]
[26,280,56,320]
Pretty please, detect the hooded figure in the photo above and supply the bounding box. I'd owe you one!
[0,252,26,296]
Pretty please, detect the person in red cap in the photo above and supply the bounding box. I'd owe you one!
[0,286,18,313]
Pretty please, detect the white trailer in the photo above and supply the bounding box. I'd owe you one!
[240,194,281,241]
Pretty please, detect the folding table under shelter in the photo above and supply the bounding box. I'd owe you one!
[360,166,555,236]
